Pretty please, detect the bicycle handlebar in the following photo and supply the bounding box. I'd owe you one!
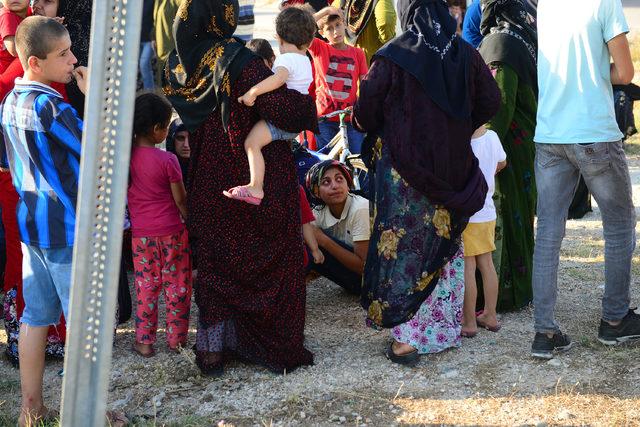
[318,108,353,120]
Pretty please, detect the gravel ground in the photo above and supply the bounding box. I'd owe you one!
[1,153,640,426]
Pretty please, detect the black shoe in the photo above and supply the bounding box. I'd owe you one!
[531,331,573,359]
[385,342,420,367]
[598,309,640,345]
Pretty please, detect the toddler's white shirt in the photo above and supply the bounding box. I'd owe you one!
[273,52,312,95]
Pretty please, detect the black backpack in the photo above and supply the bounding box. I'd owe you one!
[613,83,640,141]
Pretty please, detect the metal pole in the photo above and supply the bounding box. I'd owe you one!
[60,0,142,425]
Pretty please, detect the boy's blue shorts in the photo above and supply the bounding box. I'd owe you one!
[267,121,299,141]
[20,243,73,327]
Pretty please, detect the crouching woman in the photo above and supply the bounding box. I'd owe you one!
[305,160,370,295]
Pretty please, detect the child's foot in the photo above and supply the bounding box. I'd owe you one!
[461,316,478,337]
[18,405,58,427]
[461,327,478,338]
[476,310,501,332]
[223,185,264,205]
[132,342,155,358]
[169,343,186,353]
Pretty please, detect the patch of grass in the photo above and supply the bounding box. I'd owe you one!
[395,393,640,425]
[0,378,20,393]
[624,38,640,154]
[631,36,640,73]
[625,99,640,154]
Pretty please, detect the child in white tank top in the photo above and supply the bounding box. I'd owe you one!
[223,6,316,205]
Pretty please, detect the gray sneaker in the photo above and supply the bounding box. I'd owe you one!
[531,331,573,359]
[598,309,640,345]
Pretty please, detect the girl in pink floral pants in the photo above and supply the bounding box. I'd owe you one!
[128,93,192,356]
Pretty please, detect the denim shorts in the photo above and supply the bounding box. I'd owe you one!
[266,121,298,141]
[20,243,73,327]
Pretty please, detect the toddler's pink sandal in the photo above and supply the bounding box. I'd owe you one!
[223,186,263,205]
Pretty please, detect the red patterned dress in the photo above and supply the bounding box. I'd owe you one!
[190,58,317,373]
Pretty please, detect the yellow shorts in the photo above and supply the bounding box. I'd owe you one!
[462,220,496,257]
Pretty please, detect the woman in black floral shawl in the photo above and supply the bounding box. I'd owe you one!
[164,0,317,376]
[354,0,500,366]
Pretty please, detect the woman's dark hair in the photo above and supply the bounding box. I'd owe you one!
[246,38,276,63]
[133,91,173,137]
[275,6,317,50]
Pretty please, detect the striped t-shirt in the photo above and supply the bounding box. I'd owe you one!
[234,0,255,42]
[0,79,83,248]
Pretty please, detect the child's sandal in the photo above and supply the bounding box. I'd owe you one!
[223,186,263,205]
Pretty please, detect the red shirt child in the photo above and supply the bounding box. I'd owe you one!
[0,3,29,74]
[308,8,367,122]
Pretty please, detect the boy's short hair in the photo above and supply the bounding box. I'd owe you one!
[275,6,317,50]
[246,38,275,62]
[15,16,68,69]
[315,7,343,30]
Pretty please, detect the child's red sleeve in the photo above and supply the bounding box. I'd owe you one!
[0,12,21,41]
[299,186,315,225]
[0,57,22,98]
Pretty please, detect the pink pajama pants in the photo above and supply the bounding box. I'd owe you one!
[132,228,192,348]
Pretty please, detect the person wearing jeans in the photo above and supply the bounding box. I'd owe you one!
[532,0,637,359]
[139,0,155,90]
[316,120,365,154]
[139,41,155,90]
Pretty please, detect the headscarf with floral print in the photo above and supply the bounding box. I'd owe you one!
[478,0,537,92]
[162,0,255,132]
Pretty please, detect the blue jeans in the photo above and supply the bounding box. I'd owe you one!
[307,237,362,295]
[315,121,364,154]
[20,244,73,326]
[532,141,636,333]
[139,41,155,90]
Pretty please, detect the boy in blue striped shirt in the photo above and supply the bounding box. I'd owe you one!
[0,16,87,425]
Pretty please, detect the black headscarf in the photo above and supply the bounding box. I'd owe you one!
[166,118,187,155]
[375,0,471,119]
[340,0,379,44]
[162,0,255,133]
[478,0,537,91]
[57,0,91,117]
[166,118,190,179]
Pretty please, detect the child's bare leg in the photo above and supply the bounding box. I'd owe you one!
[476,252,500,329]
[243,120,273,199]
[17,324,49,427]
[462,256,478,335]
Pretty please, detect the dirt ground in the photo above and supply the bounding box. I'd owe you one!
[1,149,640,426]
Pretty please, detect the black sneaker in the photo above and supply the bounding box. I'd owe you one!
[598,309,640,345]
[531,331,573,359]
